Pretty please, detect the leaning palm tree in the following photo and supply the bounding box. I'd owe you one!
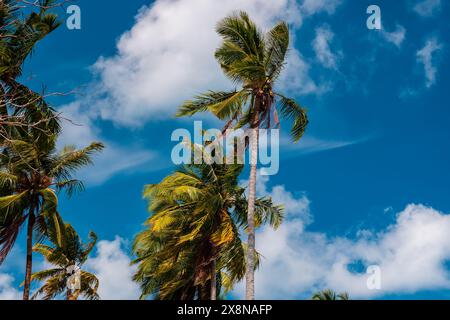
[312,289,349,300]
[133,145,283,300]
[30,220,99,300]
[177,12,309,299]
[0,136,104,300]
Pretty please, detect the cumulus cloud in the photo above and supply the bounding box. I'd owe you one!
[50,0,344,184]
[0,273,21,300]
[416,37,443,88]
[86,237,140,300]
[89,0,342,126]
[58,102,155,185]
[321,204,450,297]
[248,170,311,221]
[381,24,406,48]
[313,25,340,69]
[413,0,441,17]
[1,239,140,300]
[234,175,450,299]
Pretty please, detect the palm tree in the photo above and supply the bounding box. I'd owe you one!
[0,136,104,300]
[30,220,99,300]
[0,1,102,300]
[0,0,60,81]
[177,12,309,299]
[0,0,61,141]
[312,289,349,300]
[133,147,283,300]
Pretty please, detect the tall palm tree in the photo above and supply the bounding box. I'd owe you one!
[30,220,99,300]
[0,1,102,300]
[133,147,283,300]
[177,12,309,299]
[0,136,104,300]
[312,289,349,300]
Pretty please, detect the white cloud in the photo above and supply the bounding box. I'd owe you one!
[0,273,21,300]
[279,50,331,95]
[86,237,140,300]
[413,0,441,17]
[90,0,342,126]
[234,175,450,299]
[246,170,312,221]
[301,0,342,15]
[416,37,443,88]
[282,135,371,155]
[1,240,140,300]
[313,25,340,69]
[381,24,406,48]
[58,102,155,185]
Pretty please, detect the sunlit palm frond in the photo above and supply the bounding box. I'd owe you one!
[177,90,249,120]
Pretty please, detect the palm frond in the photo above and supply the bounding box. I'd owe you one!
[265,22,290,80]
[54,179,84,197]
[215,11,264,61]
[177,90,249,120]
[30,268,62,282]
[0,190,29,210]
[0,171,18,190]
[277,94,309,142]
[49,142,104,181]
[254,197,284,229]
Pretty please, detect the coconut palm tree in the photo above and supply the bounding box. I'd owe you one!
[0,0,61,141]
[312,289,349,300]
[30,220,99,300]
[176,12,309,299]
[0,136,104,300]
[133,147,283,300]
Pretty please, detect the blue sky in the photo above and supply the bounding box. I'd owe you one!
[1,0,450,300]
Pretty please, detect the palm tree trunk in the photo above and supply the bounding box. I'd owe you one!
[199,284,210,300]
[23,212,35,300]
[210,258,216,300]
[245,110,259,300]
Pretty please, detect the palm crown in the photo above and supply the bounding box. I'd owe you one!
[31,221,99,300]
[132,148,283,300]
[0,0,61,140]
[0,138,104,262]
[0,134,103,299]
[312,289,350,301]
[177,11,308,140]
